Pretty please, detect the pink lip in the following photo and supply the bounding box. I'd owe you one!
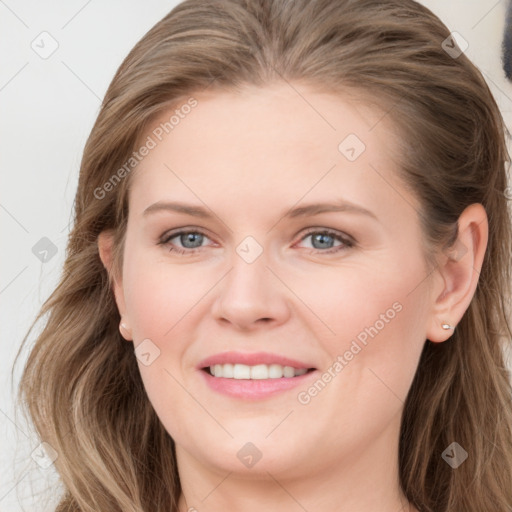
[199,369,318,400]
[196,351,314,370]
[196,351,317,400]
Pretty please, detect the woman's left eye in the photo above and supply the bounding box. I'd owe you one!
[296,229,355,254]
[158,228,355,255]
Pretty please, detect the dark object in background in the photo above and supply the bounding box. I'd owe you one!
[504,0,512,79]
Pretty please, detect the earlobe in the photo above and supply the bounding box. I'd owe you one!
[425,203,488,343]
[97,230,132,341]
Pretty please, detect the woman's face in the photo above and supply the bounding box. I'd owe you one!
[110,82,437,479]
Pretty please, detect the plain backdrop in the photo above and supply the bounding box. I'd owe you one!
[1,1,511,511]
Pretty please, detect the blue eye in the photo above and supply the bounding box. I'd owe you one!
[158,228,355,255]
[159,230,210,255]
[298,229,354,253]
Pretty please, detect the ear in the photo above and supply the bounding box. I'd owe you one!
[97,230,132,341]
[425,203,488,343]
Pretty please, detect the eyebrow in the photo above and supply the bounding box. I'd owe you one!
[143,200,378,221]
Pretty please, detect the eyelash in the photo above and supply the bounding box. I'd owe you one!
[158,228,355,256]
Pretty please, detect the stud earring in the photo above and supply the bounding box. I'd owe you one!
[441,322,455,330]
[119,319,131,338]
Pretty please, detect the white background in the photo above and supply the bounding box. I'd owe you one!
[1,1,511,510]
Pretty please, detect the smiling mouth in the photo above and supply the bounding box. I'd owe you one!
[202,363,316,379]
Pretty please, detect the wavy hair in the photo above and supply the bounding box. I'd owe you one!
[14,0,512,510]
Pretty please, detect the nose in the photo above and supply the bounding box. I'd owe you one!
[210,247,291,331]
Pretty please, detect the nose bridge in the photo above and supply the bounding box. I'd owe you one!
[211,235,289,328]
[224,237,272,307]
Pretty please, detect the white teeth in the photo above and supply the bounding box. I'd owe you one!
[208,363,309,379]
[233,364,251,379]
[222,363,234,378]
[283,366,295,378]
[250,364,268,379]
[268,364,283,378]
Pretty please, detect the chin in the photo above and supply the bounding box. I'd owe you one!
[182,434,311,477]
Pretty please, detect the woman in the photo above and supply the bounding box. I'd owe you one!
[15,0,512,510]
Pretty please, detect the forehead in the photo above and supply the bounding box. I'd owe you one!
[127,82,415,219]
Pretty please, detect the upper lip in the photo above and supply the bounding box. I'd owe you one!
[197,351,316,370]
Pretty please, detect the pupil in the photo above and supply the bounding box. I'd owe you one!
[313,233,333,249]
[182,233,203,248]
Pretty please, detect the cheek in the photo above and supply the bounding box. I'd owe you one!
[295,249,429,391]
[293,253,426,340]
[123,249,206,340]
[291,258,428,452]
[121,250,206,437]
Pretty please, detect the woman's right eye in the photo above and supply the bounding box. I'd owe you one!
[159,230,212,255]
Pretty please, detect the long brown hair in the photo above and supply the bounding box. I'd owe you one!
[14,0,512,510]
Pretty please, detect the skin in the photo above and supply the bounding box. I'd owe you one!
[98,81,488,512]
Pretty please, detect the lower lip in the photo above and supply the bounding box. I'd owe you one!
[199,369,317,399]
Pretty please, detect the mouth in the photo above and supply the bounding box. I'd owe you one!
[202,363,316,379]
[196,351,318,399]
